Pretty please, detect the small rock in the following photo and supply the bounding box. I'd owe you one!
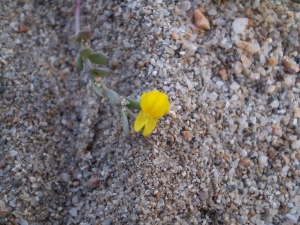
[235,40,260,53]
[283,57,300,73]
[10,150,18,157]
[19,23,29,33]
[172,31,179,40]
[268,57,276,67]
[270,100,279,108]
[69,207,77,217]
[219,68,228,80]
[257,66,266,76]
[291,140,300,150]
[272,125,282,137]
[19,220,29,225]
[182,131,192,141]
[232,18,249,34]
[284,77,293,86]
[230,82,240,91]
[265,15,275,23]
[238,157,250,166]
[294,107,300,118]
[285,213,298,223]
[268,85,276,94]
[193,9,210,30]
[234,61,243,74]
[249,73,260,81]
[61,173,70,182]
[168,111,177,119]
[9,201,15,207]
[207,8,217,16]
[199,191,209,200]
[253,0,260,9]
[259,155,268,168]
[267,149,278,160]
[241,55,252,68]
[29,177,36,183]
[73,181,80,187]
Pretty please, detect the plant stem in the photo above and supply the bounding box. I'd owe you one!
[125,108,137,119]
[75,0,81,34]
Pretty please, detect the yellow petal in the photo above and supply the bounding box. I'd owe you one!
[134,111,147,132]
[142,116,158,136]
[140,90,170,118]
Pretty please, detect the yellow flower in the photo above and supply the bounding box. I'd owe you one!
[134,90,170,136]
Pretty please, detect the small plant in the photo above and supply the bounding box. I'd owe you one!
[69,0,170,136]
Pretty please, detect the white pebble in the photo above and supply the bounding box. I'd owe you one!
[270,100,279,108]
[285,213,298,223]
[259,155,268,168]
[207,9,217,16]
[232,18,248,34]
[10,150,18,157]
[249,73,260,81]
[230,82,240,91]
[291,140,300,150]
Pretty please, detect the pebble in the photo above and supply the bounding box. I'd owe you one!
[284,77,293,86]
[182,131,192,141]
[283,57,300,73]
[291,140,300,150]
[69,207,78,217]
[193,9,210,30]
[241,55,252,68]
[219,68,228,81]
[249,73,260,81]
[268,57,276,67]
[268,85,276,94]
[230,82,240,91]
[232,18,248,34]
[9,150,18,157]
[238,157,250,166]
[19,23,29,33]
[270,100,279,108]
[19,220,29,225]
[61,173,71,182]
[265,15,275,23]
[172,31,179,40]
[235,40,260,53]
[267,149,278,160]
[259,155,268,168]
[294,107,300,118]
[207,9,217,16]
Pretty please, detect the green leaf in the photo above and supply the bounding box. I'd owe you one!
[91,81,104,97]
[75,54,83,71]
[68,34,79,44]
[79,47,93,57]
[87,52,108,65]
[104,88,120,106]
[290,0,300,3]
[121,110,129,136]
[125,97,141,110]
[90,68,110,77]
[77,30,92,41]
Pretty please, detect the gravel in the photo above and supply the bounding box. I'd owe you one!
[1,0,300,224]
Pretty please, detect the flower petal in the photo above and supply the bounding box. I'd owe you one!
[142,117,158,136]
[140,90,170,118]
[134,111,148,132]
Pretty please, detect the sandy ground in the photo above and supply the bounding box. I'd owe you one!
[1,0,300,224]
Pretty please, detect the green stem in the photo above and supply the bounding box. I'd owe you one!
[125,97,141,110]
[125,108,137,119]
